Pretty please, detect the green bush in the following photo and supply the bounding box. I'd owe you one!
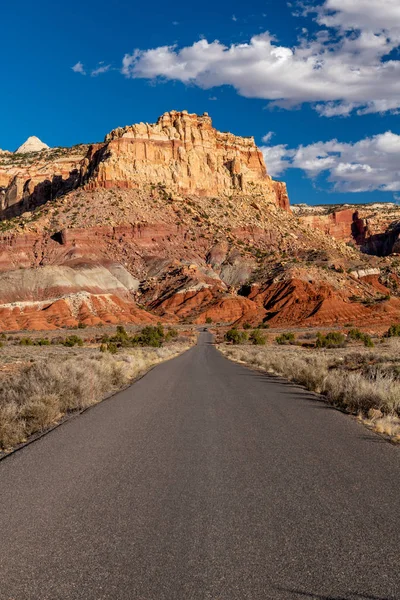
[256,322,270,329]
[205,317,213,324]
[243,322,252,330]
[249,330,266,345]
[347,328,364,341]
[347,328,374,347]
[106,324,168,349]
[386,323,400,337]
[36,338,50,346]
[276,332,295,345]
[99,342,118,354]
[225,328,247,344]
[106,342,118,354]
[20,337,34,346]
[363,334,374,348]
[63,335,83,347]
[165,327,179,342]
[316,332,346,348]
[136,324,165,347]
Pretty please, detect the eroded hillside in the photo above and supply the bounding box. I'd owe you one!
[0,111,399,331]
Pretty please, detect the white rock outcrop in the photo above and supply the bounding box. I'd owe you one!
[15,136,49,154]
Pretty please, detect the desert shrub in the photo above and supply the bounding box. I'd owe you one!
[243,322,252,330]
[362,334,374,348]
[316,332,346,348]
[110,325,129,345]
[63,335,83,347]
[36,338,50,346]
[256,322,270,329]
[165,327,179,342]
[220,345,400,418]
[106,342,118,354]
[249,330,266,345]
[107,324,169,349]
[225,328,247,344]
[386,323,400,337]
[0,344,191,449]
[0,341,3,348]
[20,337,34,346]
[205,317,213,324]
[276,332,295,345]
[347,328,364,341]
[347,328,374,347]
[136,324,165,347]
[77,322,87,329]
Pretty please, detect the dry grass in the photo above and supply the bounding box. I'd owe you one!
[0,344,189,451]
[219,340,400,443]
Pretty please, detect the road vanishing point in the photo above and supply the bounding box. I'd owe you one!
[0,332,399,599]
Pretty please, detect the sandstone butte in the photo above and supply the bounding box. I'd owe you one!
[0,109,400,332]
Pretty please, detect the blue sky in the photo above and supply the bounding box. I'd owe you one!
[1,0,400,205]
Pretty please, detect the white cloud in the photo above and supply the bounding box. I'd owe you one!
[121,0,400,116]
[72,61,86,75]
[317,0,400,32]
[260,144,293,177]
[91,63,111,77]
[261,131,275,144]
[260,131,400,192]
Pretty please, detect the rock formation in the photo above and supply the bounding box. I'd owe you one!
[0,145,89,218]
[0,111,290,221]
[0,111,399,331]
[81,110,290,209]
[293,203,400,256]
[15,136,50,154]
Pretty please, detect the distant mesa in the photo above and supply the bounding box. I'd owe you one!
[15,136,50,154]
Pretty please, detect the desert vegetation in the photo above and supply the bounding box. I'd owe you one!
[219,327,400,443]
[0,325,192,452]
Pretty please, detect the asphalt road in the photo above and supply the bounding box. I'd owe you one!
[0,332,399,600]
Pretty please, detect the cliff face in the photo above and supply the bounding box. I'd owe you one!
[81,111,289,209]
[0,111,290,220]
[0,146,89,219]
[293,203,400,256]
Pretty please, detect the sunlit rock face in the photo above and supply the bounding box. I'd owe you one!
[82,110,290,210]
[15,136,50,154]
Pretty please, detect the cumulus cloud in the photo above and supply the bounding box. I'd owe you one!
[316,0,400,32]
[260,131,400,192]
[121,0,400,116]
[72,61,86,75]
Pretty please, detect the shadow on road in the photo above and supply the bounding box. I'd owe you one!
[234,365,390,444]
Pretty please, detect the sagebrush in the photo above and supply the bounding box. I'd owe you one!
[0,344,188,450]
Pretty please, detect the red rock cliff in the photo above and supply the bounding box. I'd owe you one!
[81,111,290,210]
